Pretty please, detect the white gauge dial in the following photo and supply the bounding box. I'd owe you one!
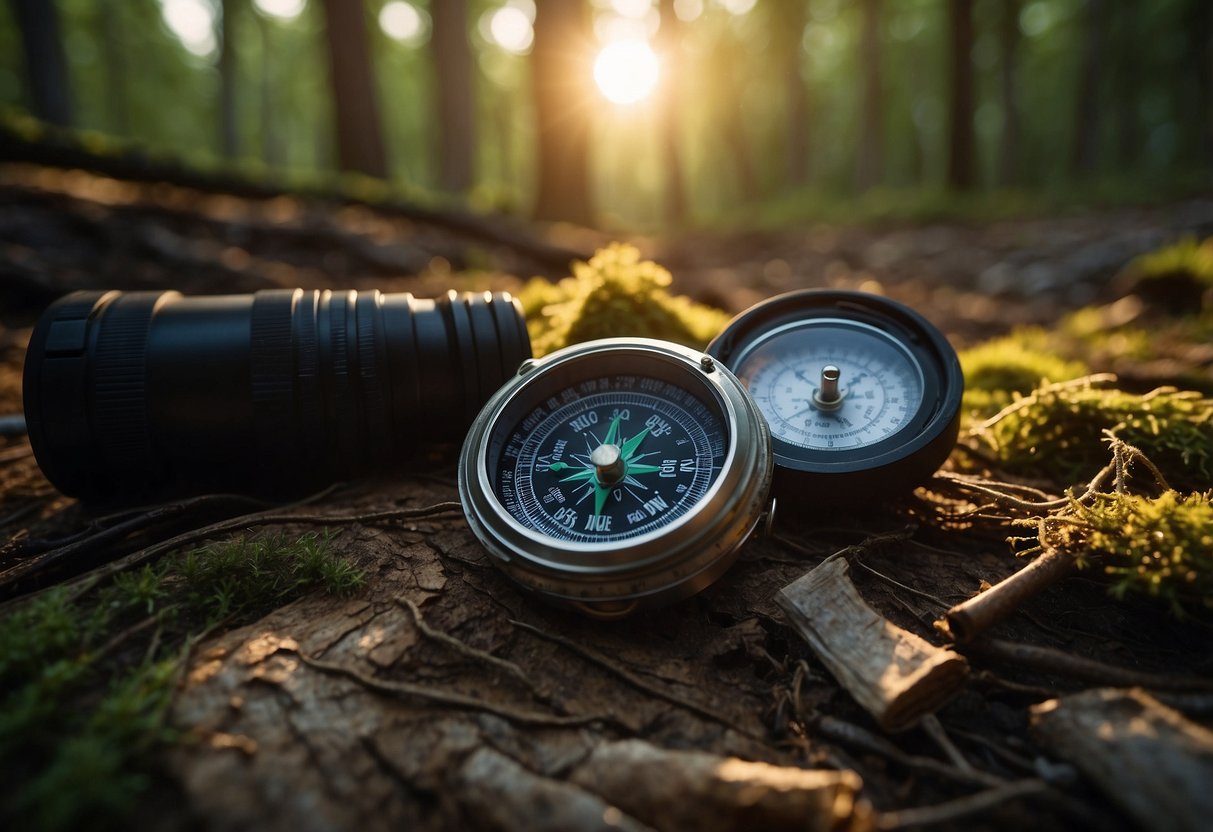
[736,319,925,450]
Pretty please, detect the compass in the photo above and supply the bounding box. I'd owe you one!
[458,338,772,619]
[706,289,963,502]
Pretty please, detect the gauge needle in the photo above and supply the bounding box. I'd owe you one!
[621,427,650,460]
[604,413,622,447]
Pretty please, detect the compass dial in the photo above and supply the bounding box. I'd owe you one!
[459,338,772,618]
[736,320,925,450]
[491,380,726,543]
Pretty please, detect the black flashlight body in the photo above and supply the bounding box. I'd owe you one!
[23,288,531,502]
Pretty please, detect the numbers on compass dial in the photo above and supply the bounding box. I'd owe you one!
[736,320,925,450]
[492,376,727,543]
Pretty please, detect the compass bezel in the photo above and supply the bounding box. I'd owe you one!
[458,338,772,617]
[706,290,963,501]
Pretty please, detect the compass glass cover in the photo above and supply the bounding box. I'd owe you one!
[487,374,727,544]
[735,319,925,451]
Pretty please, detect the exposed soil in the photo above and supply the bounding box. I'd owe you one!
[3,162,1213,831]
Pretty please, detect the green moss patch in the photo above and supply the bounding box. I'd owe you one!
[0,532,362,832]
[520,243,729,357]
[959,328,1090,420]
[973,379,1213,492]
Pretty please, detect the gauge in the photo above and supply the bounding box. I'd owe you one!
[459,339,772,618]
[707,290,962,502]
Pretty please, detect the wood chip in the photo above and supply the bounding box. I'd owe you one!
[1030,688,1213,832]
[777,556,968,732]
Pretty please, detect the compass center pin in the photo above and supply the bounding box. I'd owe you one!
[590,443,626,485]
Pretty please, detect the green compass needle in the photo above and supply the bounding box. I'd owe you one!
[621,427,650,460]
[593,483,610,517]
[625,463,661,475]
[604,413,622,447]
[559,469,597,483]
[548,461,570,472]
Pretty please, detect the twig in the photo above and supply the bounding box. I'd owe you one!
[963,638,1213,693]
[396,597,546,699]
[943,547,1076,644]
[508,618,762,741]
[920,714,975,774]
[876,779,1051,830]
[0,492,273,592]
[291,649,612,729]
[813,715,1004,788]
[0,495,462,613]
[851,557,951,609]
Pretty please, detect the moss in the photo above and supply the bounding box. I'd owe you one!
[959,328,1090,420]
[519,243,729,357]
[974,379,1213,491]
[1045,491,1213,615]
[1129,236,1213,288]
[0,532,363,831]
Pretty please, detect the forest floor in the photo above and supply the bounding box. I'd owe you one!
[2,161,1213,831]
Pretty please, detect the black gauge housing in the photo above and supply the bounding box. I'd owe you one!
[707,290,963,502]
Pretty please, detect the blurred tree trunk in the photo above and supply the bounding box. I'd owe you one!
[856,0,882,191]
[98,0,128,136]
[946,0,975,190]
[997,0,1020,186]
[1070,0,1105,177]
[1112,0,1139,169]
[531,0,594,225]
[1181,0,1213,169]
[256,13,282,168]
[658,0,687,225]
[320,0,389,178]
[9,0,72,126]
[771,0,810,189]
[218,0,239,159]
[431,0,475,193]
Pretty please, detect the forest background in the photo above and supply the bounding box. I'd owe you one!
[4,0,1210,232]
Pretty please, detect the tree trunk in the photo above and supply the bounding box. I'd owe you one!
[98,0,129,136]
[1112,0,1139,169]
[257,14,282,168]
[1181,0,1213,169]
[320,0,389,178]
[658,0,687,225]
[856,0,883,191]
[997,0,1020,186]
[10,0,72,126]
[430,0,476,193]
[218,0,240,159]
[946,0,976,190]
[1071,0,1105,177]
[531,0,594,225]
[770,0,810,189]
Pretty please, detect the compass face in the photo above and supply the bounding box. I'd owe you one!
[489,377,727,543]
[735,319,925,451]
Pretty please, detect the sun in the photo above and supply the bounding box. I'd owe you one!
[593,39,660,105]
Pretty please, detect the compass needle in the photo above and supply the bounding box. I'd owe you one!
[459,338,771,617]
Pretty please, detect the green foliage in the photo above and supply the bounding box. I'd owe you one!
[0,531,362,831]
[1047,491,1213,615]
[973,379,1213,491]
[519,243,729,357]
[959,328,1090,419]
[1128,236,1213,289]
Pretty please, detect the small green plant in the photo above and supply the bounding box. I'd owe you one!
[519,243,729,356]
[1042,491,1213,615]
[973,378,1213,491]
[0,531,363,831]
[959,329,1089,420]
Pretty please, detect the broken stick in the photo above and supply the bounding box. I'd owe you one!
[1031,688,1213,832]
[777,556,968,732]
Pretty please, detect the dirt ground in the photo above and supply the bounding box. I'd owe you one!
[3,164,1213,831]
